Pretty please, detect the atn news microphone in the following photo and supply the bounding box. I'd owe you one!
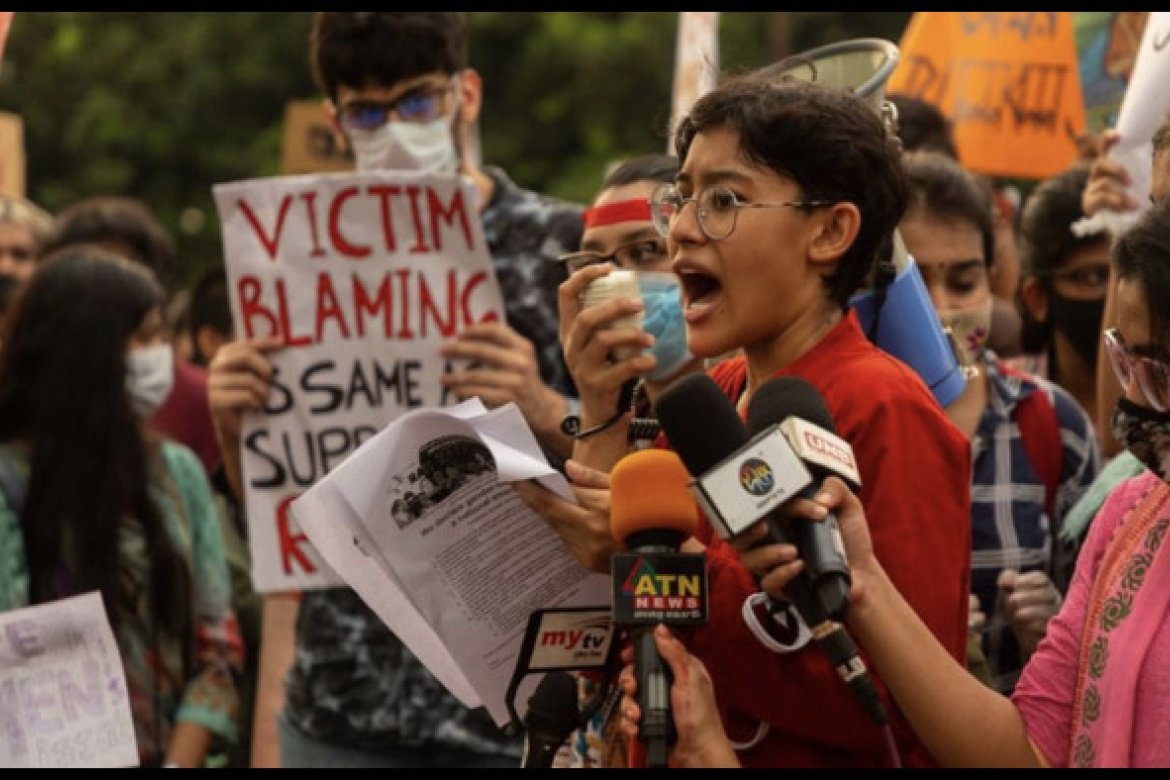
[521,671,580,769]
[609,449,708,769]
[746,376,863,621]
[655,373,888,728]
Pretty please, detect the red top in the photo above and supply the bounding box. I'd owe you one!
[649,310,971,767]
[152,357,221,478]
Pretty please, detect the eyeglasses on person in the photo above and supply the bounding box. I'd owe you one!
[338,81,457,132]
[649,182,833,241]
[1104,327,1170,413]
[558,238,669,274]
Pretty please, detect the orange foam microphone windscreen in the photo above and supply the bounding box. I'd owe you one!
[609,449,698,547]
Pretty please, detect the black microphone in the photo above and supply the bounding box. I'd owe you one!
[609,448,707,768]
[746,376,861,621]
[521,671,580,769]
[655,373,887,728]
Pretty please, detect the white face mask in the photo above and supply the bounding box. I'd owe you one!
[347,95,462,174]
[125,343,174,420]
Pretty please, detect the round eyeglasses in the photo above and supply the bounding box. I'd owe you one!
[1104,327,1170,413]
[650,182,833,241]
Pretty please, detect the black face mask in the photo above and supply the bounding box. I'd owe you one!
[1049,291,1105,366]
[1111,396,1170,484]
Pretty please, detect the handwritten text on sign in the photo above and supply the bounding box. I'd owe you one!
[214,172,505,592]
[889,12,1086,179]
[0,592,138,768]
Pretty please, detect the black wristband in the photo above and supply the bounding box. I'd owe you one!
[574,408,626,440]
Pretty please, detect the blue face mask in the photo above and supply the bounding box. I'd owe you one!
[638,272,693,382]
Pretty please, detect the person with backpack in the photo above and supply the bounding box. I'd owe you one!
[900,151,1102,694]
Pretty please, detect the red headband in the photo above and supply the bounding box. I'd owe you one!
[582,198,652,229]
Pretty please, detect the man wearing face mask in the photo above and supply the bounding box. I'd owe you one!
[206,13,584,769]
[901,151,1102,695]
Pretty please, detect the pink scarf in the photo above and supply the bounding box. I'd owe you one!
[1069,476,1170,767]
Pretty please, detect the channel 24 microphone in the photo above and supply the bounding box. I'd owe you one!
[746,376,863,621]
[655,373,888,728]
[609,449,708,769]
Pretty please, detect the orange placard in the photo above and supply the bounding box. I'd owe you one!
[889,12,1086,180]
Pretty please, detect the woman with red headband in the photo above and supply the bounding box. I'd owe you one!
[553,154,708,475]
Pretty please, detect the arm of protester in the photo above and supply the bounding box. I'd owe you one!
[558,263,656,473]
[207,336,282,500]
[440,321,576,460]
[1081,131,1130,457]
[733,477,1044,768]
[514,459,616,573]
[618,624,741,769]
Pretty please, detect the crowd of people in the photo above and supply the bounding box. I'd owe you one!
[1,11,1168,769]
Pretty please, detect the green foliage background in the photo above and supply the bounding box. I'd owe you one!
[0,11,911,291]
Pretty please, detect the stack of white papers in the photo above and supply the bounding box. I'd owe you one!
[291,400,610,726]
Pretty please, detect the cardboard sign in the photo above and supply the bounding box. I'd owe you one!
[0,111,25,199]
[0,593,138,768]
[213,170,505,592]
[889,12,1086,179]
[280,99,352,175]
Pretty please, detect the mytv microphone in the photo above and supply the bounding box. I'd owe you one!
[655,373,888,728]
[521,671,580,769]
[747,376,862,621]
[609,449,708,768]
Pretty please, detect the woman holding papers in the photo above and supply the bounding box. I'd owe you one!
[0,246,243,767]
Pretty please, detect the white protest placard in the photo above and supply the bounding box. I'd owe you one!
[1074,12,1170,237]
[213,171,505,592]
[0,592,137,768]
[290,400,610,726]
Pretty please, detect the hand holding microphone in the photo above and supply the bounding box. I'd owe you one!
[655,373,888,728]
[609,448,709,768]
[617,625,740,769]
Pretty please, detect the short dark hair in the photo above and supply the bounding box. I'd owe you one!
[600,154,679,192]
[189,267,231,342]
[1019,166,1098,279]
[1113,197,1170,353]
[887,92,959,160]
[674,75,908,307]
[310,12,468,104]
[1017,165,1109,353]
[42,196,176,292]
[902,150,995,268]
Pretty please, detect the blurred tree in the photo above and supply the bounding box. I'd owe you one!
[0,11,911,290]
[0,12,317,291]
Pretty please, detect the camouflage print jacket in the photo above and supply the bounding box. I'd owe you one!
[282,166,583,756]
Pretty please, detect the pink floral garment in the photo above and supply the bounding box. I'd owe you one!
[1013,471,1170,767]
